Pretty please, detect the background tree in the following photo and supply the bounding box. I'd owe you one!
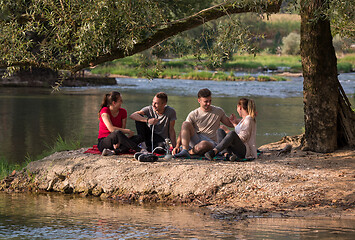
[0,0,354,152]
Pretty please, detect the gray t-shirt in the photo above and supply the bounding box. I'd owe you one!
[186,105,226,141]
[141,105,177,139]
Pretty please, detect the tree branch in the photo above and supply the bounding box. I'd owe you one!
[71,1,282,72]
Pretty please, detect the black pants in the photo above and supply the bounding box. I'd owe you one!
[135,121,165,150]
[216,129,246,159]
[98,130,142,154]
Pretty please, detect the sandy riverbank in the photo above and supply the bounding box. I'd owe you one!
[1,135,354,219]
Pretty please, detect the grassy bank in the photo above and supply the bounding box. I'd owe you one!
[91,53,354,80]
[0,135,82,179]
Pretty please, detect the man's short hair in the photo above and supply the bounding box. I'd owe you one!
[155,92,168,103]
[198,88,211,98]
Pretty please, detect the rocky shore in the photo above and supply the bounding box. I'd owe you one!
[1,136,354,219]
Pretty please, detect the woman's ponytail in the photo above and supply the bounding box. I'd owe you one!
[98,91,121,118]
[247,99,256,120]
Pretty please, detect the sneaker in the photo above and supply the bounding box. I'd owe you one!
[134,152,144,160]
[173,149,191,159]
[138,153,158,162]
[152,146,166,155]
[102,148,114,156]
[205,150,216,161]
[228,153,237,162]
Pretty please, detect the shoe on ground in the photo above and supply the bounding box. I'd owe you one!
[102,148,114,156]
[173,149,191,159]
[205,150,216,161]
[152,146,166,154]
[228,153,237,162]
[140,148,149,154]
[138,153,158,162]
[134,152,145,160]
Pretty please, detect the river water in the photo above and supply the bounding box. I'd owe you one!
[0,74,355,239]
[1,193,355,239]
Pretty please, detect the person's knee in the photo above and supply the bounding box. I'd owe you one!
[217,128,225,134]
[193,141,213,155]
[181,121,193,130]
[227,131,238,138]
[135,120,146,128]
[116,130,124,135]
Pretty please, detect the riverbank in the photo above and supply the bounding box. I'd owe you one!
[1,135,354,219]
[0,69,116,87]
[90,53,355,80]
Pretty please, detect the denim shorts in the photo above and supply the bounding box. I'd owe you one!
[189,133,217,148]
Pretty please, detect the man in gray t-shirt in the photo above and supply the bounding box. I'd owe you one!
[130,92,177,152]
[173,88,233,158]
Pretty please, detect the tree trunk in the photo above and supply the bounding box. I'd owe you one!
[300,0,355,152]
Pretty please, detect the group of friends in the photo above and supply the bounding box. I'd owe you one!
[97,88,257,161]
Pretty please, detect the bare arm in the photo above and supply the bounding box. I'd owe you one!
[169,120,177,147]
[229,113,241,127]
[130,110,159,125]
[122,117,127,129]
[221,114,234,128]
[102,113,134,137]
[172,131,181,155]
[130,110,148,122]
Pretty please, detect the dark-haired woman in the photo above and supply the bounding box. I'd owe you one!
[97,91,142,155]
[205,98,257,161]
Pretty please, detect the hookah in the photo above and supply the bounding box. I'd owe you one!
[164,138,173,160]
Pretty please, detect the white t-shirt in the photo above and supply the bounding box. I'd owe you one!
[186,105,226,141]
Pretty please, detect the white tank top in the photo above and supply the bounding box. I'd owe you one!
[235,119,243,134]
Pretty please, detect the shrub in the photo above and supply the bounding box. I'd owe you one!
[281,32,300,55]
[337,62,353,73]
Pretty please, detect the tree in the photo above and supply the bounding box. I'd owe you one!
[1,0,354,152]
[300,0,355,152]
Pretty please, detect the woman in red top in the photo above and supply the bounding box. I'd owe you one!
[98,91,142,154]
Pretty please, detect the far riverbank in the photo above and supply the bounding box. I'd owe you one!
[90,53,354,82]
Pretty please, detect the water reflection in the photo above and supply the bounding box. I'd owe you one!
[0,89,304,164]
[1,193,354,239]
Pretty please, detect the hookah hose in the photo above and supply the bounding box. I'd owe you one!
[151,124,155,153]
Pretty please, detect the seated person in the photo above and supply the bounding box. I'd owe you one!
[97,91,142,155]
[173,88,233,158]
[205,98,258,161]
[130,92,176,153]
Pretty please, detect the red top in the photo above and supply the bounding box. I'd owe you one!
[98,107,127,139]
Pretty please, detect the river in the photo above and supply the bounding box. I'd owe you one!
[1,193,354,239]
[0,74,355,239]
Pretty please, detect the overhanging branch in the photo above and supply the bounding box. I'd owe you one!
[71,1,282,72]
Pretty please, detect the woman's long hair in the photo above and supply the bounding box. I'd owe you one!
[98,91,121,118]
[238,98,256,120]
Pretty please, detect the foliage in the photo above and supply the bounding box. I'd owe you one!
[338,53,355,65]
[0,156,30,179]
[337,62,353,73]
[332,35,354,54]
[0,135,82,179]
[328,0,355,39]
[281,32,300,55]
[0,0,283,74]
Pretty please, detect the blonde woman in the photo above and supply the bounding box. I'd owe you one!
[205,98,257,161]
